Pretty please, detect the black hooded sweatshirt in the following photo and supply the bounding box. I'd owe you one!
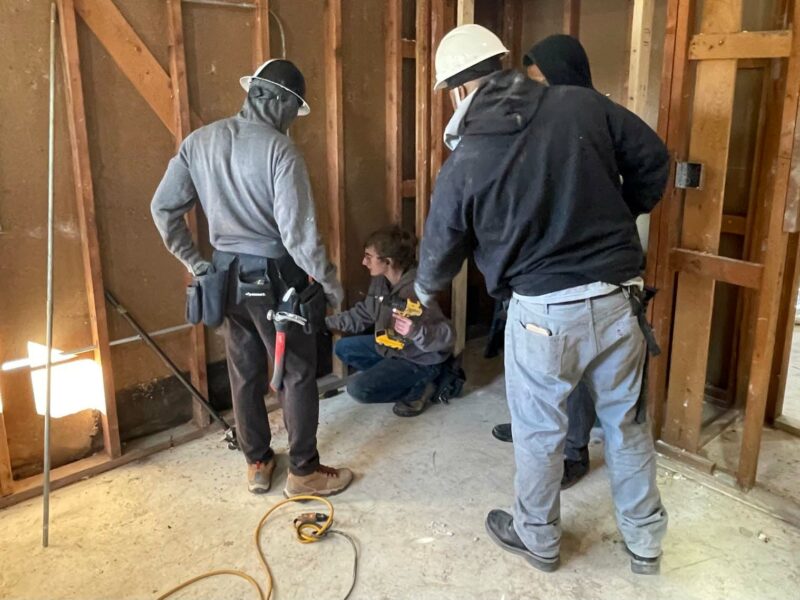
[523,34,594,89]
[416,70,668,299]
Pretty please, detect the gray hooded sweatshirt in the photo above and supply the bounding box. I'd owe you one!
[325,268,455,366]
[151,85,344,305]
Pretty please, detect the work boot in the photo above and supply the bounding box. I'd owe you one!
[485,509,560,573]
[561,458,590,490]
[392,383,435,417]
[284,465,354,498]
[625,545,662,575]
[492,422,513,442]
[247,459,276,494]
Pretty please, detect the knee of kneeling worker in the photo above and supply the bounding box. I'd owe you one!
[333,337,363,366]
[333,340,350,364]
[346,375,376,403]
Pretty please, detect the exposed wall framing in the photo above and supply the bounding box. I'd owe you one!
[646,0,695,440]
[58,0,121,459]
[386,0,403,224]
[627,0,656,114]
[737,0,800,489]
[563,0,580,37]
[0,0,349,508]
[450,0,474,355]
[167,0,210,428]
[646,0,800,489]
[325,0,347,378]
[0,411,14,496]
[415,0,432,240]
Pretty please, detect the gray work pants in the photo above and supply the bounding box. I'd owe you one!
[505,289,667,559]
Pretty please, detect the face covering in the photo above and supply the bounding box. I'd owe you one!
[443,88,478,151]
[240,81,300,134]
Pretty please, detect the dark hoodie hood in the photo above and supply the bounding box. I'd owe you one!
[238,80,300,133]
[462,70,547,137]
[523,34,594,89]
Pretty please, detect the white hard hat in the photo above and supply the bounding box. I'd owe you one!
[434,24,509,90]
[240,58,310,116]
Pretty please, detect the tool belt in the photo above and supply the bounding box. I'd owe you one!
[233,255,326,335]
[624,285,660,356]
[296,282,327,335]
[623,284,659,425]
[235,269,277,308]
[185,251,327,334]
[185,255,235,328]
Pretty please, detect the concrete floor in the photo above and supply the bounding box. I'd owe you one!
[704,420,800,503]
[2,346,799,600]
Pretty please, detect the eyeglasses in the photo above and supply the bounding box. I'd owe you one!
[363,251,385,261]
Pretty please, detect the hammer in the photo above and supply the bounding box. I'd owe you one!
[267,288,308,392]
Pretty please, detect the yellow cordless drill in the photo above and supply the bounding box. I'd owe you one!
[375,296,423,350]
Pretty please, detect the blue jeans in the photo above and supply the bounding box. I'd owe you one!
[335,336,443,403]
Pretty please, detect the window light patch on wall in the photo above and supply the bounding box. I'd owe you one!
[27,342,105,418]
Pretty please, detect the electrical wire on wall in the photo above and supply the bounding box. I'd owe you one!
[269,10,287,59]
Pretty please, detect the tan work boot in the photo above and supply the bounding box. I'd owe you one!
[284,465,354,498]
[247,459,276,494]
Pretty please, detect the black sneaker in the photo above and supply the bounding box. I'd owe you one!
[485,509,560,572]
[491,423,513,442]
[561,458,589,490]
[625,546,661,575]
[392,383,435,417]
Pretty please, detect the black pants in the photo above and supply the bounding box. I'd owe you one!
[216,251,320,476]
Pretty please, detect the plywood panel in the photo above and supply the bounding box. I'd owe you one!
[73,0,175,135]
[343,0,389,301]
[581,0,636,104]
[267,0,330,262]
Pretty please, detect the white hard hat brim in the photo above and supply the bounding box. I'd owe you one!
[433,48,508,90]
[239,75,311,116]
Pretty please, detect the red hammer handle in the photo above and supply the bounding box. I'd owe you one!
[271,330,287,392]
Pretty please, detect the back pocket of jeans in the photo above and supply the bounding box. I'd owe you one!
[518,322,565,377]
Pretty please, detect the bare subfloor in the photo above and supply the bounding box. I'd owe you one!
[1,347,799,600]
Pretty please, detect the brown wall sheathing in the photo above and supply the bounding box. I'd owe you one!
[182,4,255,362]
[343,0,388,300]
[518,0,665,128]
[0,1,100,475]
[580,0,634,106]
[1,0,390,478]
[269,0,331,257]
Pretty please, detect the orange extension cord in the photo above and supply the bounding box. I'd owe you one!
[156,495,358,600]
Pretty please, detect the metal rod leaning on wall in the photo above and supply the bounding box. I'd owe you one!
[103,291,238,445]
[43,1,57,549]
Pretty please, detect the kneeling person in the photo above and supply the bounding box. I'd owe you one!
[326,226,455,417]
